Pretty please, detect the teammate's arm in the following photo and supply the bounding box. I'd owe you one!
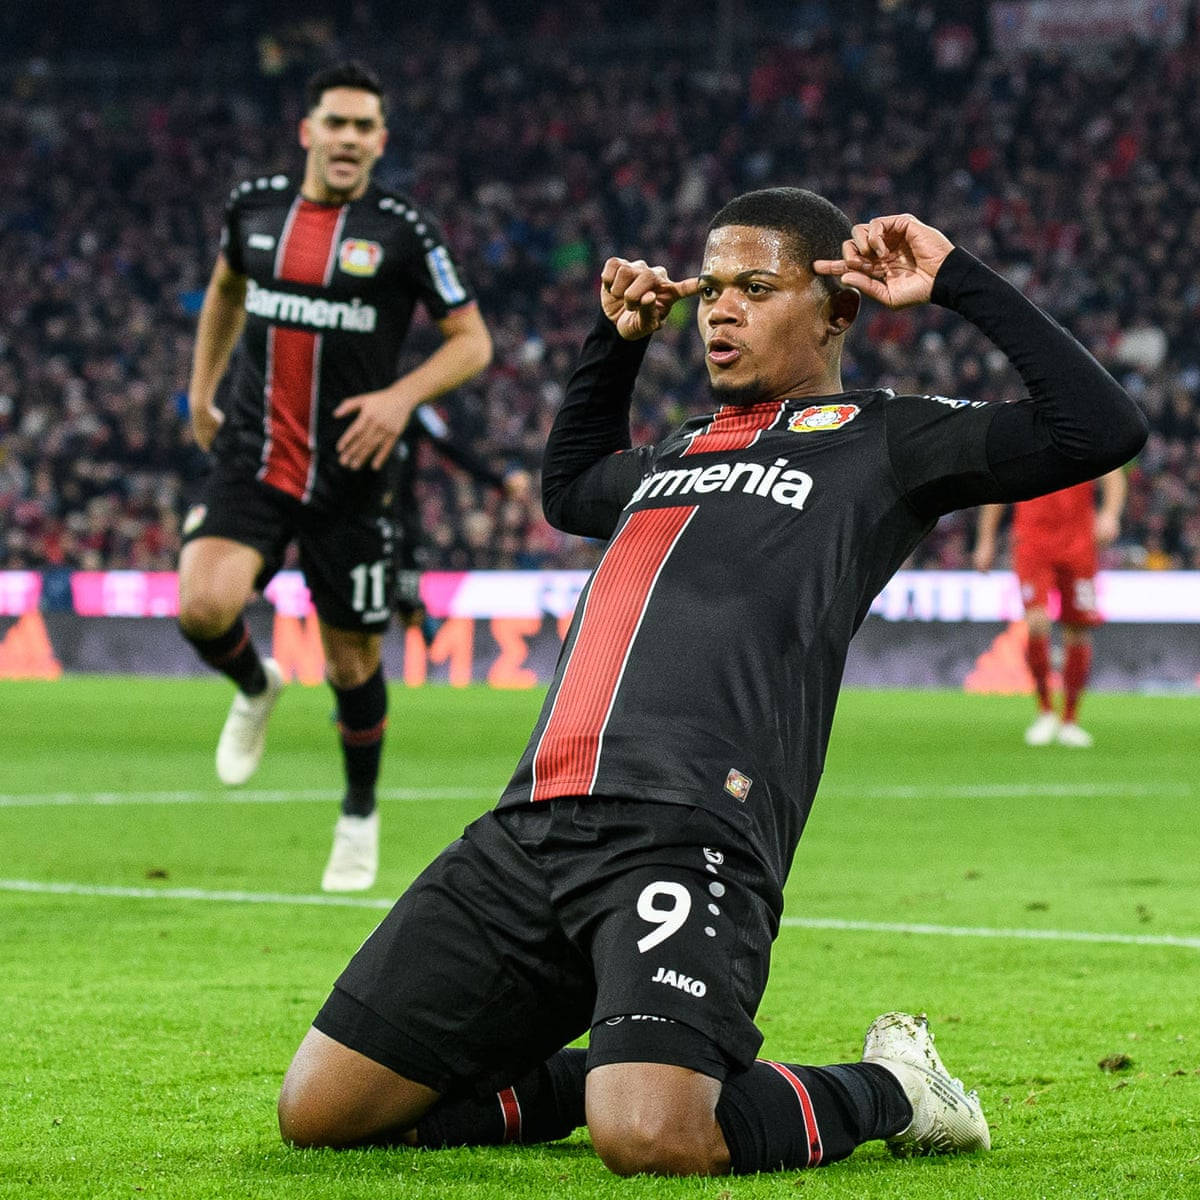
[972,503,1006,571]
[1094,467,1127,547]
[188,253,247,451]
[335,302,493,471]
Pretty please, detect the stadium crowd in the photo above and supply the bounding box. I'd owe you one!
[2,2,1199,575]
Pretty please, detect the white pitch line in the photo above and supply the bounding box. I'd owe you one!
[0,878,394,909]
[2,878,1198,950]
[0,787,497,808]
[818,781,1196,800]
[0,781,1188,808]
[781,915,1200,950]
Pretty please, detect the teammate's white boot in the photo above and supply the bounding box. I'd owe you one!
[1023,710,1060,746]
[1055,721,1093,748]
[215,658,284,785]
[322,811,380,892]
[862,1011,990,1156]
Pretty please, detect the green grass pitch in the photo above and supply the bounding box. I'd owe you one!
[2,677,1198,1199]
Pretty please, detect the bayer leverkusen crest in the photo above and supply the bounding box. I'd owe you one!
[788,403,860,433]
[338,238,383,277]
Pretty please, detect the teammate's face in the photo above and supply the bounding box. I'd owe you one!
[697,225,853,406]
[299,87,388,203]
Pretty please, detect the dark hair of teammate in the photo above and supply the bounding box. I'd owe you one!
[305,61,387,116]
[709,187,852,292]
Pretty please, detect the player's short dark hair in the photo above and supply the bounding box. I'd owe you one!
[305,61,386,116]
[708,188,851,285]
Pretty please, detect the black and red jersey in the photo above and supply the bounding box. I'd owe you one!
[499,249,1147,887]
[214,175,475,511]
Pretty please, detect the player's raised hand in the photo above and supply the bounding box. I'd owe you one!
[600,258,700,340]
[813,214,954,310]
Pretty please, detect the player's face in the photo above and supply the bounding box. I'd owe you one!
[697,225,844,406]
[299,87,388,203]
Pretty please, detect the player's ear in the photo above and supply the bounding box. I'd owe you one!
[827,285,860,337]
[299,116,313,151]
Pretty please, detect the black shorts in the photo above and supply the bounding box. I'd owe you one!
[313,797,783,1093]
[182,466,396,632]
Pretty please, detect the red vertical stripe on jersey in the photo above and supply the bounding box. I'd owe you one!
[262,327,318,499]
[277,200,343,285]
[260,200,344,499]
[530,506,695,802]
[496,1087,522,1142]
[760,1060,823,1167]
[683,400,786,455]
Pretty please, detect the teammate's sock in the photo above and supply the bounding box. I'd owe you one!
[1024,632,1053,710]
[1062,642,1092,723]
[181,617,267,695]
[332,667,387,817]
[414,1048,587,1147]
[716,1059,911,1172]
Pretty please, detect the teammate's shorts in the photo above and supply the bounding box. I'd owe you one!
[1013,539,1101,627]
[313,797,783,1094]
[182,466,395,632]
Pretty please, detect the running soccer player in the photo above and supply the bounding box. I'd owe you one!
[972,469,1127,747]
[177,61,492,892]
[277,190,1146,1175]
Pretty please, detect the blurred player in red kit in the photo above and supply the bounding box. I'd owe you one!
[973,469,1127,747]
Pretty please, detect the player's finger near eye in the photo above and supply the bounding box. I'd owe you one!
[633,266,659,294]
[612,263,639,300]
[624,273,656,310]
[849,225,872,258]
[673,275,702,299]
[625,289,656,316]
[601,255,626,279]
[839,271,885,302]
[865,219,888,260]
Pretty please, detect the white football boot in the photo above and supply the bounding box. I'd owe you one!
[1055,722,1094,748]
[1023,711,1060,746]
[321,811,380,892]
[862,1011,990,1156]
[215,658,284,785]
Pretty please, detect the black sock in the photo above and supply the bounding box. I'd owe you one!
[331,667,387,816]
[414,1048,587,1147]
[716,1060,911,1173]
[181,617,266,695]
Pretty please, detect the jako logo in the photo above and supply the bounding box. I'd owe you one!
[651,967,708,997]
[628,458,813,511]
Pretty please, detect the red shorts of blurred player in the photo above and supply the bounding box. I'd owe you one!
[1012,540,1102,627]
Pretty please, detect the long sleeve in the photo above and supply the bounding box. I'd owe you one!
[892,249,1148,515]
[933,248,1147,491]
[540,315,651,538]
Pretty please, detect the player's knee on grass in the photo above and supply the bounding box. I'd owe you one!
[586,1062,729,1176]
[278,1027,438,1148]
